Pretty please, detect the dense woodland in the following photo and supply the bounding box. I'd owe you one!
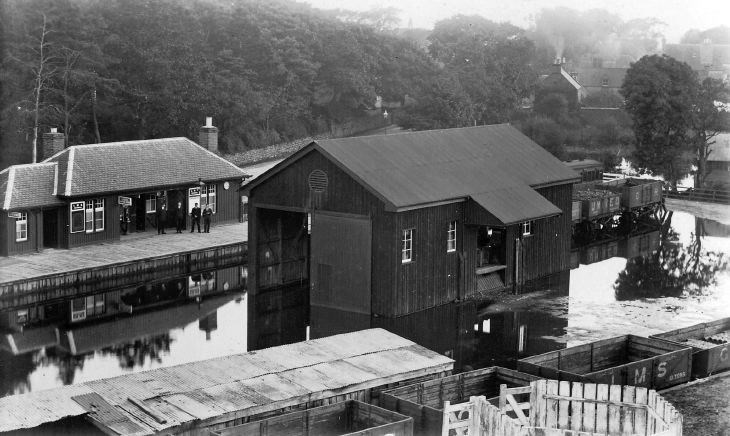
[1,0,728,171]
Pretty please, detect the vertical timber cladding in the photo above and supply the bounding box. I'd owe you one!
[513,184,573,287]
[394,203,461,315]
[311,212,372,314]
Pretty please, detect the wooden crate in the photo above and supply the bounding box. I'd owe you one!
[380,367,539,436]
[517,335,692,390]
[209,400,413,436]
[651,317,730,379]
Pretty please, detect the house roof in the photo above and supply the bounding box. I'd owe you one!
[710,133,730,162]
[250,124,578,223]
[572,67,628,88]
[44,138,246,197]
[1,163,65,211]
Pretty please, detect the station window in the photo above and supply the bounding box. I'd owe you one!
[402,228,414,263]
[145,195,157,214]
[15,212,27,242]
[202,185,216,213]
[521,221,533,236]
[447,220,457,252]
[71,199,104,233]
[601,78,609,87]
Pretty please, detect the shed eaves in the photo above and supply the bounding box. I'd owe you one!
[314,124,577,210]
[471,185,561,226]
[45,138,246,197]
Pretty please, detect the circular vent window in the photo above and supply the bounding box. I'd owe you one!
[308,169,328,192]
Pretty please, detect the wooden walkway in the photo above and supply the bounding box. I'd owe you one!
[0,221,248,284]
[0,328,453,435]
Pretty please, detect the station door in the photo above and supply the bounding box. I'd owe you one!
[310,212,371,314]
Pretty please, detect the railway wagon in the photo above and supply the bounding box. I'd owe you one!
[210,400,414,436]
[379,367,539,436]
[517,335,692,390]
[573,189,621,222]
[603,178,663,209]
[619,230,660,259]
[651,317,730,379]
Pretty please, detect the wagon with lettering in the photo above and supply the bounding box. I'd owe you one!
[651,317,730,379]
[380,367,539,436]
[517,335,692,390]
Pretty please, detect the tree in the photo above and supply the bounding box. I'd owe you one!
[620,55,698,189]
[517,115,567,159]
[399,74,474,130]
[693,78,730,188]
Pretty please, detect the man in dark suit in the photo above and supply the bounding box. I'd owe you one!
[175,201,185,233]
[202,203,213,233]
[190,203,201,233]
[157,205,167,234]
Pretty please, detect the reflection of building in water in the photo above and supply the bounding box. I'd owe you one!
[0,266,245,394]
[570,230,661,268]
[246,283,309,351]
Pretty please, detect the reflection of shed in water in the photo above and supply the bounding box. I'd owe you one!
[245,125,578,317]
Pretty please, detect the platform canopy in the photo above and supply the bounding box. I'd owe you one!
[0,328,453,435]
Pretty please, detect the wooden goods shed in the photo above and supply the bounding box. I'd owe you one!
[0,328,453,436]
[651,317,730,379]
[516,335,692,390]
[244,124,578,317]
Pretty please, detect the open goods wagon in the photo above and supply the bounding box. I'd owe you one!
[603,178,663,209]
[209,400,413,436]
[380,367,539,436]
[651,317,730,379]
[517,335,692,390]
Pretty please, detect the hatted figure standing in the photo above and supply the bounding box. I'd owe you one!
[157,205,167,234]
[203,203,213,233]
[175,202,185,233]
[190,203,201,233]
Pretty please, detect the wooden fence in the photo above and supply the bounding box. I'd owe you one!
[441,380,682,436]
[664,188,730,205]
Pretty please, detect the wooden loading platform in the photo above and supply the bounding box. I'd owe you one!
[0,328,453,435]
[0,222,248,309]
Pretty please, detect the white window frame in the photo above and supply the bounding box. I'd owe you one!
[15,212,28,242]
[145,195,157,214]
[85,200,94,233]
[203,185,216,213]
[447,220,457,252]
[94,199,104,232]
[601,78,609,87]
[521,221,533,236]
[402,228,413,263]
[70,201,85,233]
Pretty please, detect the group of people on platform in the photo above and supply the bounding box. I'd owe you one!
[157,202,214,234]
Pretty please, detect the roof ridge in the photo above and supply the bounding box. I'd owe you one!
[3,162,57,170]
[70,137,192,149]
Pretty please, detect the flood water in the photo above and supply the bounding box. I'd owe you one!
[1,209,728,397]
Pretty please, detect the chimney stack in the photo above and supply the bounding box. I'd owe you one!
[199,117,218,153]
[42,128,65,159]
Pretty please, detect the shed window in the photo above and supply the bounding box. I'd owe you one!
[521,221,533,236]
[601,78,609,87]
[15,212,28,242]
[202,185,216,213]
[70,201,85,233]
[94,199,104,231]
[71,199,104,233]
[145,195,157,214]
[447,221,457,252]
[402,228,413,263]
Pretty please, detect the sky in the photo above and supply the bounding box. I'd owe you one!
[301,0,730,43]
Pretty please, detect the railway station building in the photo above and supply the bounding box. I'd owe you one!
[0,119,247,256]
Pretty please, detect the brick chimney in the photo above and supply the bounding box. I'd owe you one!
[198,117,218,153]
[553,57,565,74]
[42,128,65,159]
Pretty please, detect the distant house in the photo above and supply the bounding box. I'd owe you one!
[538,61,588,108]
[664,41,730,81]
[245,124,579,317]
[0,119,247,256]
[571,67,628,100]
[705,132,730,188]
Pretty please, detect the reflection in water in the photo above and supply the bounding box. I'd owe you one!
[615,212,728,300]
[1,211,728,398]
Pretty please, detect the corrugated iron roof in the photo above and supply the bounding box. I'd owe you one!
[310,124,577,220]
[0,328,453,434]
[44,138,246,197]
[0,163,65,210]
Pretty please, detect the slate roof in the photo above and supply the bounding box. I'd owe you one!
[1,163,65,211]
[250,124,578,223]
[44,137,246,197]
[710,133,730,162]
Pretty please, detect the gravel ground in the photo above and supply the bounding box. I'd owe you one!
[662,373,730,436]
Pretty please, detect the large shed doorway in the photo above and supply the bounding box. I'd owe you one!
[310,212,371,314]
